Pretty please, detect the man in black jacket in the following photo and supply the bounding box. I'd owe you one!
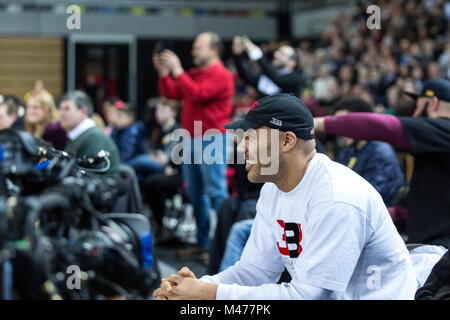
[415,249,450,300]
[232,36,306,98]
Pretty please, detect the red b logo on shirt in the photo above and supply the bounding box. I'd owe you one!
[276,220,303,258]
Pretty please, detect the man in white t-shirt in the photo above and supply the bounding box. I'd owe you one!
[153,93,420,300]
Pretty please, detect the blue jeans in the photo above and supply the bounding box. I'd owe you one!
[126,154,165,181]
[182,134,229,249]
[219,219,254,272]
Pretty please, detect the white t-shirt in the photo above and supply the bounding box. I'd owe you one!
[201,153,419,299]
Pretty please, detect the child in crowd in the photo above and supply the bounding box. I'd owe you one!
[111,101,147,164]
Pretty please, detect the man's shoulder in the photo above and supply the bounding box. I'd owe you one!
[256,183,278,204]
[311,154,382,209]
[399,116,450,152]
[399,116,450,131]
[126,121,146,136]
[260,182,277,195]
[364,141,397,157]
[214,66,233,82]
[210,62,234,77]
[77,125,105,138]
[74,126,116,148]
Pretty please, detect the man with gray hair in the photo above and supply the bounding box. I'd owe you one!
[59,90,120,176]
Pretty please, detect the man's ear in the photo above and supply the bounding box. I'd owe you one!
[281,131,297,151]
[81,106,89,117]
[430,96,440,113]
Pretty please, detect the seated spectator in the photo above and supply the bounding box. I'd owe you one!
[140,98,181,237]
[312,65,339,105]
[111,101,147,164]
[125,98,180,181]
[153,93,421,300]
[378,58,398,104]
[25,89,67,150]
[102,97,120,136]
[209,132,327,274]
[427,62,442,80]
[332,96,405,207]
[58,90,120,177]
[141,166,182,241]
[415,249,450,300]
[91,112,106,130]
[0,95,24,131]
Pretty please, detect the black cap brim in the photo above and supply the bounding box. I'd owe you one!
[223,118,260,132]
[403,90,419,100]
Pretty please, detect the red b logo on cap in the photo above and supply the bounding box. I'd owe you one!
[249,101,259,111]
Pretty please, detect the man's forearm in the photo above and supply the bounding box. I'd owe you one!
[233,54,260,87]
[323,113,411,150]
[158,75,181,100]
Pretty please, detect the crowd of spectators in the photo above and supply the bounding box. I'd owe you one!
[0,0,448,282]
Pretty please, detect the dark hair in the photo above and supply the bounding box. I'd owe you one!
[157,97,179,113]
[104,97,120,106]
[114,101,134,117]
[333,96,373,114]
[288,47,299,65]
[1,95,22,116]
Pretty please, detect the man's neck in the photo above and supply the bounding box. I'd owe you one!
[68,117,95,141]
[275,151,316,193]
[117,120,134,130]
[200,57,220,70]
[431,109,450,119]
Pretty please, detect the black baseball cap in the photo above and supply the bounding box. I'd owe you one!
[223,93,314,140]
[404,78,450,102]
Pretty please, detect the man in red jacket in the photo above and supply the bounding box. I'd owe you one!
[153,32,234,258]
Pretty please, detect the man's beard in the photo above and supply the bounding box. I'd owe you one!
[273,60,286,70]
[247,156,283,184]
[194,56,209,68]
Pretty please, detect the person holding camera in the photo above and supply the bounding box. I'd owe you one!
[232,36,306,98]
